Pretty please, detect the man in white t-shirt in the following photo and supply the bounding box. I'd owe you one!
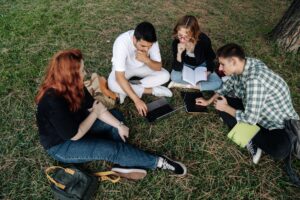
[108,22,172,116]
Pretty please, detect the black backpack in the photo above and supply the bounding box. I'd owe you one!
[285,119,300,158]
[284,119,300,186]
[45,166,120,200]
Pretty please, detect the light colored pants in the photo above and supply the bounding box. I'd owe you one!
[170,63,222,91]
[108,66,170,98]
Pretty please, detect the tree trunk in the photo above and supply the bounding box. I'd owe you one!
[269,0,300,53]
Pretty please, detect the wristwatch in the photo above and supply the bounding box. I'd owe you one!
[118,121,124,128]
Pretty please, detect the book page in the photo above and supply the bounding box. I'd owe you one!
[182,65,196,85]
[194,67,208,83]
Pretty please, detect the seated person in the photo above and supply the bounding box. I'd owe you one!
[35,49,187,179]
[108,22,172,116]
[168,15,222,91]
[196,43,299,164]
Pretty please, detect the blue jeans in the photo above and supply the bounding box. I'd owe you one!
[171,63,222,91]
[47,109,158,169]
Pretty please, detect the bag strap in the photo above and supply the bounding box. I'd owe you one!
[45,166,120,189]
[284,148,300,187]
[45,166,75,190]
[93,171,120,183]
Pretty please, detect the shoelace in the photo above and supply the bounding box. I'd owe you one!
[161,159,175,171]
[247,141,256,156]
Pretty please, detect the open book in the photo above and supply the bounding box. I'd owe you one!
[182,65,207,86]
[227,123,260,148]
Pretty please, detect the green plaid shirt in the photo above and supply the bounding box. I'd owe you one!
[216,57,299,130]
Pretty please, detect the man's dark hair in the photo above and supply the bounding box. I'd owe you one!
[216,43,245,60]
[134,22,157,43]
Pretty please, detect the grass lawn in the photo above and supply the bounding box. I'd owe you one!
[1,0,300,199]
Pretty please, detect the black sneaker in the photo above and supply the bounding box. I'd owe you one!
[157,156,187,176]
[111,165,147,180]
[246,141,262,164]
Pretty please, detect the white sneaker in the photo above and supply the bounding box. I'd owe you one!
[157,156,187,176]
[247,141,262,164]
[168,81,193,89]
[167,81,176,89]
[152,86,173,97]
[253,148,262,164]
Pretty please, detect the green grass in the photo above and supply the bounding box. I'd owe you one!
[1,0,300,199]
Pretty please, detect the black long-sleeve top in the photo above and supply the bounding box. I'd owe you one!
[36,87,94,149]
[172,32,216,72]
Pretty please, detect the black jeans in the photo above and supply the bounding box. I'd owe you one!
[219,96,291,160]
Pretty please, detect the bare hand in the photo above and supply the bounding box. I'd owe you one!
[118,124,129,142]
[89,101,107,117]
[177,43,186,54]
[195,97,209,106]
[213,96,228,111]
[134,99,148,116]
[136,50,150,63]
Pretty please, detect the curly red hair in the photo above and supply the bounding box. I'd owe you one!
[35,49,84,112]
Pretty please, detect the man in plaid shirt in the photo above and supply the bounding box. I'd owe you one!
[196,43,299,164]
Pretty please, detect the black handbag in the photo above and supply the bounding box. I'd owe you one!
[45,166,120,200]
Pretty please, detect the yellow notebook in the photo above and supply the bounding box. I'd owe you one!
[227,123,260,148]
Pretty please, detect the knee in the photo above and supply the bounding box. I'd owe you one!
[108,74,122,93]
[209,74,223,90]
[170,71,178,82]
[107,73,115,88]
[158,69,170,84]
[215,75,222,85]
[216,78,223,89]
[271,140,291,160]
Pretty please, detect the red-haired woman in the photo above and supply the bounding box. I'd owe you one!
[35,49,186,178]
[168,15,222,91]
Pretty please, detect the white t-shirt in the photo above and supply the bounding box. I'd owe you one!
[111,30,161,72]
